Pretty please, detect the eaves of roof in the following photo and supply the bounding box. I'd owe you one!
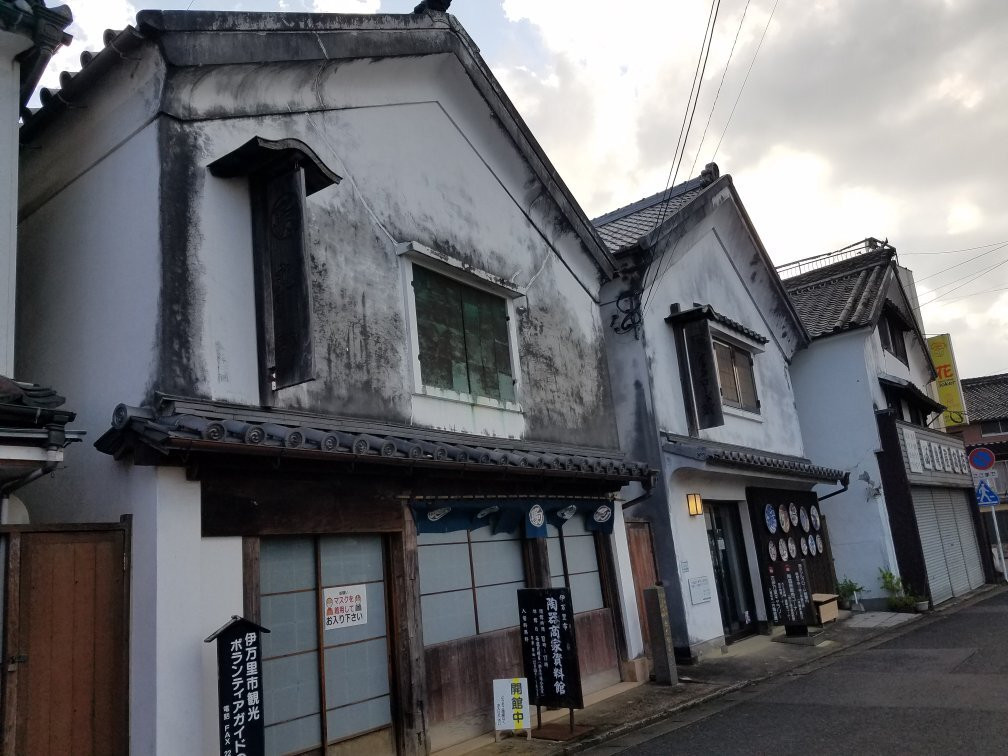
[20,9,619,280]
[95,396,654,485]
[664,304,769,345]
[661,431,848,485]
[878,374,944,414]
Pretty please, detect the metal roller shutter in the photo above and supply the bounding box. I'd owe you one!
[932,487,971,598]
[912,487,953,605]
[950,489,985,590]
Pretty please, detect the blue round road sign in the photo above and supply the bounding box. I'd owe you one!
[968,447,996,471]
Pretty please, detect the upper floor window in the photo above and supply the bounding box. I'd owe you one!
[411,265,516,403]
[666,304,767,433]
[714,339,759,413]
[981,419,1008,436]
[878,311,908,364]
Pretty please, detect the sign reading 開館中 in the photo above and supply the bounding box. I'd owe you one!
[492,677,531,732]
[517,588,584,709]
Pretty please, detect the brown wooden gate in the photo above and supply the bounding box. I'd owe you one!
[1,523,130,756]
[625,521,660,654]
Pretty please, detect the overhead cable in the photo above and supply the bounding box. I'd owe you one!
[711,0,779,162]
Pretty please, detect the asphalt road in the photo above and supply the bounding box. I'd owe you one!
[589,589,1008,756]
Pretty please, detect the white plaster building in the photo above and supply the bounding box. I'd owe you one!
[783,240,991,610]
[596,166,847,662]
[15,8,653,754]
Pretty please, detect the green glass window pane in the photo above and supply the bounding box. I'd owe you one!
[413,266,469,393]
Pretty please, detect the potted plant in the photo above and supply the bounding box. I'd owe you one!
[837,577,865,611]
[878,568,926,613]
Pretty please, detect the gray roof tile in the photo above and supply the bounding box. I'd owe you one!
[962,373,1008,422]
[783,248,894,339]
[591,165,720,252]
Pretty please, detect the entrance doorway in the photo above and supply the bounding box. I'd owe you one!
[1,525,130,756]
[259,535,395,755]
[704,501,756,643]
[625,521,660,655]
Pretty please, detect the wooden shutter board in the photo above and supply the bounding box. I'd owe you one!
[683,319,724,430]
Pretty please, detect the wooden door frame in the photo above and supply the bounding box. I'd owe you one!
[240,527,425,756]
[0,517,132,756]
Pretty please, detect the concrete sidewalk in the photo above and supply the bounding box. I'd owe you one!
[444,585,1004,756]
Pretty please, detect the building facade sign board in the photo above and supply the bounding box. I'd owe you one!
[517,588,584,709]
[927,334,968,427]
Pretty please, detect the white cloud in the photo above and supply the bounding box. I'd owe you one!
[734,146,903,263]
[313,0,381,12]
[946,200,982,235]
[930,73,984,110]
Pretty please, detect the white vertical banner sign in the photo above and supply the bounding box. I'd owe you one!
[492,678,531,741]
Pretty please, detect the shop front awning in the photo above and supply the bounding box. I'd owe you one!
[410,496,617,537]
[661,431,848,484]
[95,395,654,485]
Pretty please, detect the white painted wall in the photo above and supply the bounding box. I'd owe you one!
[664,464,806,649]
[0,30,31,377]
[638,198,806,457]
[173,53,616,445]
[15,39,624,753]
[791,328,899,600]
[603,188,815,652]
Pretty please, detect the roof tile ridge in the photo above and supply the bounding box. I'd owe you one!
[784,257,889,293]
[592,176,706,227]
[850,263,887,324]
[834,268,869,328]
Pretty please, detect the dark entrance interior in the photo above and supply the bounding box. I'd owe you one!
[705,501,756,643]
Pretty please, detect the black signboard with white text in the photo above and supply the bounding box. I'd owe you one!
[205,616,270,756]
[517,588,584,709]
[765,559,815,626]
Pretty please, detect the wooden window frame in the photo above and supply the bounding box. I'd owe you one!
[712,337,760,414]
[402,256,523,410]
[879,312,909,365]
[980,419,1008,437]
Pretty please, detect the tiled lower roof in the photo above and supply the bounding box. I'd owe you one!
[591,164,720,252]
[95,397,653,484]
[784,248,894,339]
[962,373,1008,422]
[661,432,848,484]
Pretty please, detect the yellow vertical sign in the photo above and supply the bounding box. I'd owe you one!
[927,334,967,427]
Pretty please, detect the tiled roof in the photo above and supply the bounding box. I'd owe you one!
[783,248,895,338]
[665,304,769,345]
[962,373,1008,422]
[96,397,653,483]
[661,432,847,484]
[591,164,720,252]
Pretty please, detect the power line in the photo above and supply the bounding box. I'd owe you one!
[635,0,721,313]
[921,284,1008,307]
[687,0,751,179]
[916,256,1008,309]
[711,0,779,162]
[902,239,1008,256]
[651,0,721,234]
[915,241,1008,283]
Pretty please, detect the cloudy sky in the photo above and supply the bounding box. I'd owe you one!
[39,0,1008,378]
